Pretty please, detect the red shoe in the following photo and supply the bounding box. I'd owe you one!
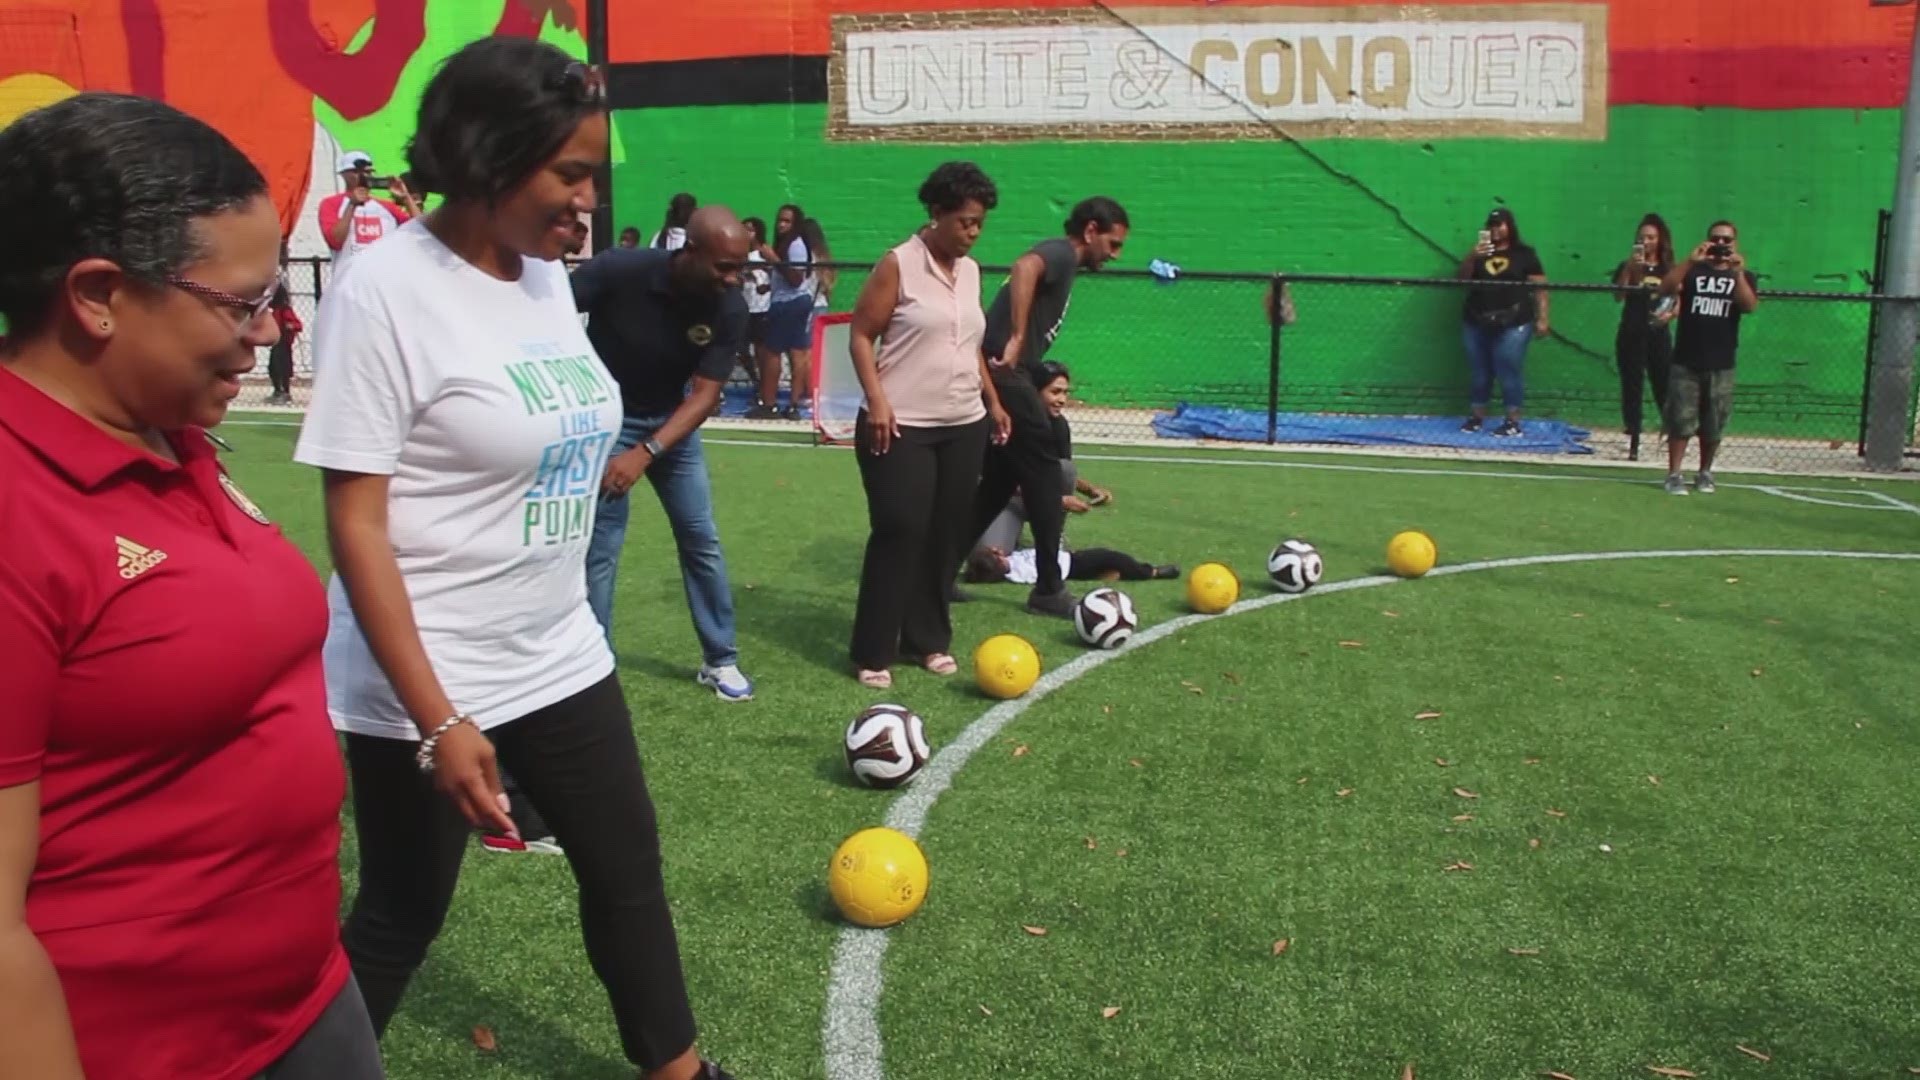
[480,834,564,855]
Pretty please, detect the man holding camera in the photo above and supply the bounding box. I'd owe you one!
[317,150,422,282]
[1657,221,1759,495]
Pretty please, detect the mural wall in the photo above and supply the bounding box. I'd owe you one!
[606,0,1916,434]
[0,0,586,259]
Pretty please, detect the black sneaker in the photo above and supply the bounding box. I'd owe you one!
[1460,416,1484,433]
[697,1060,736,1080]
[744,403,779,420]
[1151,564,1182,579]
[1025,586,1076,618]
[1492,419,1523,437]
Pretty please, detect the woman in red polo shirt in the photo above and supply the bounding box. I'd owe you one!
[0,95,382,1078]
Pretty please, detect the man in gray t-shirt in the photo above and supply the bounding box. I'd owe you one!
[970,197,1130,617]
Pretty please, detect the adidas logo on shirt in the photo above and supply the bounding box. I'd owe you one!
[116,535,168,580]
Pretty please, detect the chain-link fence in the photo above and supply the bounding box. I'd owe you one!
[243,255,1917,475]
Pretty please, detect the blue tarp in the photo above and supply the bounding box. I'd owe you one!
[1151,404,1595,455]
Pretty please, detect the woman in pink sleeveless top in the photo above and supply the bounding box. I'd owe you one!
[845,162,1012,689]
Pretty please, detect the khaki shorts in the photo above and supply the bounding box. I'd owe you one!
[1664,367,1735,442]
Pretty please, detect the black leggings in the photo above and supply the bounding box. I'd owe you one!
[268,336,295,397]
[970,373,1066,594]
[851,414,989,669]
[1068,547,1156,581]
[339,674,697,1071]
[1616,325,1672,436]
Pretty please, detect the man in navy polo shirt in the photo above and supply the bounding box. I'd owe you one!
[573,205,756,700]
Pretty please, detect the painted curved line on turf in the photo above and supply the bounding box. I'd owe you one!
[820,547,1920,1080]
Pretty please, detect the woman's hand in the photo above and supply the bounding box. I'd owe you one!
[430,723,517,837]
[600,445,652,499]
[867,399,900,455]
[1063,495,1091,513]
[989,403,1012,446]
[1086,484,1113,506]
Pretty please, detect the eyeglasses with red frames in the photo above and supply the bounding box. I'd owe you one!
[167,274,281,337]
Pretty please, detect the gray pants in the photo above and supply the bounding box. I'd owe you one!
[254,977,385,1079]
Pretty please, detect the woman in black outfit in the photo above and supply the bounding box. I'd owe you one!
[1611,213,1677,460]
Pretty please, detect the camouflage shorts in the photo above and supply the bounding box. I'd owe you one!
[1664,367,1735,441]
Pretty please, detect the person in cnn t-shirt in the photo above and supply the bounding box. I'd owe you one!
[317,150,422,283]
[1656,220,1759,496]
[0,93,383,1080]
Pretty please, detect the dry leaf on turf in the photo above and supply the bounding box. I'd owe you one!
[1570,612,1587,618]
[1647,774,1661,786]
[1338,639,1365,649]
[1084,836,1098,850]
[1102,704,1113,715]
[979,1004,993,1017]
[1751,668,1764,677]
[1646,1068,1697,1078]
[1180,680,1205,695]
[1272,938,1290,955]
[1383,610,1401,618]
[1012,744,1029,757]
[1734,1045,1770,1062]
[1529,838,1542,850]
[1021,925,1048,936]
[1507,947,1541,956]
[1435,758,1453,767]
[1524,757,1543,765]
[1297,776,1310,784]
[1337,788,1355,797]
[1658,601,1674,608]
[1415,710,1443,721]
[472,1026,498,1053]
[1541,1073,1580,1080]
[1546,808,1568,818]
[1452,814,1475,822]
[1453,787,1480,799]
[1115,847,1129,857]
[1222,671,1243,685]
[1725,577,1740,584]
[1443,861,1474,872]
[1128,758,1144,768]
[1101,1006,1121,1019]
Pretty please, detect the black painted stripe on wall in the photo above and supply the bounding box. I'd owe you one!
[608,56,830,110]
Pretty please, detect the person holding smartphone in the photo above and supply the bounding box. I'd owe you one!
[1656,221,1759,495]
[1611,213,1677,460]
[1457,207,1549,437]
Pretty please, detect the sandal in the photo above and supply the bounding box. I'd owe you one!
[919,653,958,676]
[856,668,892,689]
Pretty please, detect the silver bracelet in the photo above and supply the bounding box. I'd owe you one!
[415,713,475,774]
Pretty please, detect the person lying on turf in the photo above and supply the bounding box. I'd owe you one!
[963,544,1179,587]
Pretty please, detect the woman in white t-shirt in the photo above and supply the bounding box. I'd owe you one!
[293,38,732,1080]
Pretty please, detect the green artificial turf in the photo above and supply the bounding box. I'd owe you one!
[216,418,1919,1080]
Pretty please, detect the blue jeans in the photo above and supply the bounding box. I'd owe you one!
[585,414,738,667]
[1462,321,1533,412]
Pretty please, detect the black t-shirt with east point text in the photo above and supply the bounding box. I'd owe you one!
[1673,262,1758,372]
[1463,244,1545,326]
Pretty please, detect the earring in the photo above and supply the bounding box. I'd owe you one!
[99,320,111,332]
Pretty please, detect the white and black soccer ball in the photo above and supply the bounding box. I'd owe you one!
[1073,587,1139,649]
[844,704,931,789]
[1266,538,1324,594]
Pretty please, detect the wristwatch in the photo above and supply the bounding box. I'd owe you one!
[642,436,665,458]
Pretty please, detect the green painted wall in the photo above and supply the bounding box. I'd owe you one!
[613,104,1898,440]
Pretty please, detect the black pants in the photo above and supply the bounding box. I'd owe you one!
[851,414,989,669]
[268,336,295,397]
[339,674,697,1071]
[970,373,1066,595]
[1616,325,1672,437]
[1068,547,1155,581]
[253,978,384,1079]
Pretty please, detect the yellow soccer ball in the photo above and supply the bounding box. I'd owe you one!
[1387,530,1438,578]
[1186,562,1240,614]
[973,633,1040,699]
[828,827,929,928]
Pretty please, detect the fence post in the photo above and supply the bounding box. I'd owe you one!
[1267,273,1283,446]
[1864,9,1920,470]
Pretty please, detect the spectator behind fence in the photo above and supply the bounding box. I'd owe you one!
[318,150,421,285]
[292,38,735,1080]
[619,226,641,248]
[651,192,695,250]
[1657,220,1759,495]
[741,215,774,381]
[1457,206,1549,437]
[268,281,303,405]
[753,202,816,418]
[1612,213,1678,460]
[0,91,384,1080]
[847,162,1010,690]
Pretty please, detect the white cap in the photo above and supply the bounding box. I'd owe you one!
[336,150,373,174]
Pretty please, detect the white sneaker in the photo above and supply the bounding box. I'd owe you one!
[697,664,755,702]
